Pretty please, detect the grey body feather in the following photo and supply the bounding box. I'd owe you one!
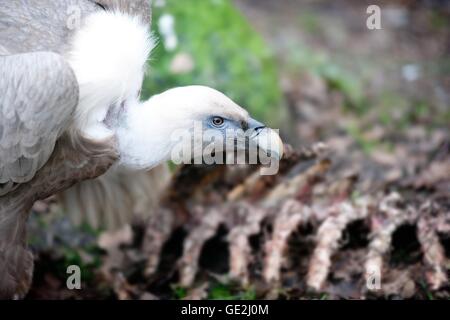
[0,1,159,298]
[0,0,98,55]
[0,0,151,56]
[0,52,79,194]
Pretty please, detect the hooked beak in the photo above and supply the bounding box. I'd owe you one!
[247,118,284,160]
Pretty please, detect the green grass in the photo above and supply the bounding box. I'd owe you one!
[209,283,256,300]
[345,123,377,155]
[419,281,435,300]
[172,285,188,299]
[171,282,257,300]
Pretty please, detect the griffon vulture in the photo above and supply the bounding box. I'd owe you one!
[0,0,282,298]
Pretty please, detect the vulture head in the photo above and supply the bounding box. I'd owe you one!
[115,85,283,170]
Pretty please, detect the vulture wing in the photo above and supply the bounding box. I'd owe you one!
[1,0,162,229]
[61,165,170,230]
[0,0,99,55]
[0,52,79,195]
[0,1,150,56]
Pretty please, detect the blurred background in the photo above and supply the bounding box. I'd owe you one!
[27,0,449,299]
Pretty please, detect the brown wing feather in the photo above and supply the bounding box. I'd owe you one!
[0,133,119,299]
[60,163,170,230]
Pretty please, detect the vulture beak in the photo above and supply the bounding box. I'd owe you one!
[247,118,284,160]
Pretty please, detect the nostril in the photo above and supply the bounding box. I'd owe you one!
[254,126,266,136]
[247,118,266,131]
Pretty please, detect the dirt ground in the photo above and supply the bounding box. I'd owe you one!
[26,0,449,299]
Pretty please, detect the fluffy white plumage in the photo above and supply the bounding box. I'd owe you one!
[67,11,155,139]
[116,86,249,169]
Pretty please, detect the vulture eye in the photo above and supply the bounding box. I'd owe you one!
[212,116,225,127]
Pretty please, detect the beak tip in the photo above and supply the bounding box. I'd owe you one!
[277,137,284,159]
[255,127,284,160]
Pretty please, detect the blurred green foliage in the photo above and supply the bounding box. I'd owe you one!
[172,285,188,299]
[171,281,256,300]
[142,0,284,126]
[209,282,256,300]
[286,45,367,113]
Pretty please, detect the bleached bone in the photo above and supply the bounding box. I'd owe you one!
[263,200,311,283]
[179,208,224,286]
[227,205,267,285]
[417,202,448,290]
[364,193,417,292]
[143,208,174,277]
[307,198,370,291]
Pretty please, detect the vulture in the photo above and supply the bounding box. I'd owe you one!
[0,0,282,298]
